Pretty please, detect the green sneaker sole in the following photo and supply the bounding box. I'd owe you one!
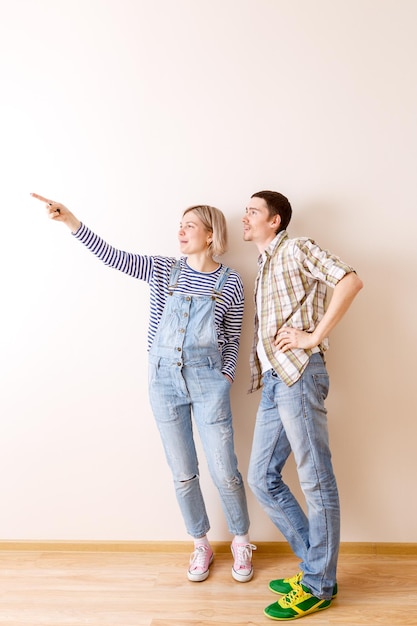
[264,597,331,620]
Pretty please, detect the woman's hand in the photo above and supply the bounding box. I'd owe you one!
[31,193,81,233]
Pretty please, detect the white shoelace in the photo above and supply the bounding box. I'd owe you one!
[190,545,212,571]
[233,543,257,570]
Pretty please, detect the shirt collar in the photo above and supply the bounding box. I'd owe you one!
[258,230,288,265]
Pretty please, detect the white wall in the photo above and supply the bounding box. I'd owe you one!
[0,0,416,543]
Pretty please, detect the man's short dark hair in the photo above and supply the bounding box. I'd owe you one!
[251,190,292,233]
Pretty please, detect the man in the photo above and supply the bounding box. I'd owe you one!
[243,190,363,620]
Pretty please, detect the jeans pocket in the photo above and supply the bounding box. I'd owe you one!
[312,373,329,402]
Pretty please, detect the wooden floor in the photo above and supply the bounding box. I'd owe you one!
[0,548,416,626]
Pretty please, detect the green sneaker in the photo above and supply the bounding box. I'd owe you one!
[264,584,331,621]
[269,572,338,598]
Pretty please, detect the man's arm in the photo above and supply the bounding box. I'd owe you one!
[275,271,363,352]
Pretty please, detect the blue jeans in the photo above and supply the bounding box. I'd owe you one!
[149,354,250,539]
[248,353,339,599]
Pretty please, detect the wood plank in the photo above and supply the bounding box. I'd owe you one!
[0,550,416,625]
[0,540,416,555]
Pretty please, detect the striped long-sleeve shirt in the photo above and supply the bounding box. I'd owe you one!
[73,223,244,380]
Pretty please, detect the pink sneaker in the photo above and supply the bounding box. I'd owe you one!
[187,545,214,582]
[231,541,256,582]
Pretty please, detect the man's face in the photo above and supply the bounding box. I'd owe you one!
[242,197,280,246]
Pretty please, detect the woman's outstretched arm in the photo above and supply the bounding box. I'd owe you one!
[31,192,81,233]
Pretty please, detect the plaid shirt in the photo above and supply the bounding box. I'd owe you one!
[249,231,355,391]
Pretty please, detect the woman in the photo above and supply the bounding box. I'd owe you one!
[31,192,255,583]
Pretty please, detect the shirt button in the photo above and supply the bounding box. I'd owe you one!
[179,328,185,333]
[177,347,182,351]
[186,296,191,301]
[177,362,181,366]
[183,313,189,317]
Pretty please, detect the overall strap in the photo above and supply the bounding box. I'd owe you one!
[168,259,182,292]
[212,265,231,299]
[168,260,231,298]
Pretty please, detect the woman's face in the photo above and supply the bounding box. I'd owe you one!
[178,210,212,255]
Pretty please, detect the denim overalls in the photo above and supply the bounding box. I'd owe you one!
[148,261,249,539]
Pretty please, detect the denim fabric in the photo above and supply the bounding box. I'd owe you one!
[148,273,249,539]
[248,353,339,599]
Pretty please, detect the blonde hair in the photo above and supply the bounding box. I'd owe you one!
[182,205,228,257]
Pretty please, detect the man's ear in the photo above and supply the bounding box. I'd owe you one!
[271,214,281,230]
